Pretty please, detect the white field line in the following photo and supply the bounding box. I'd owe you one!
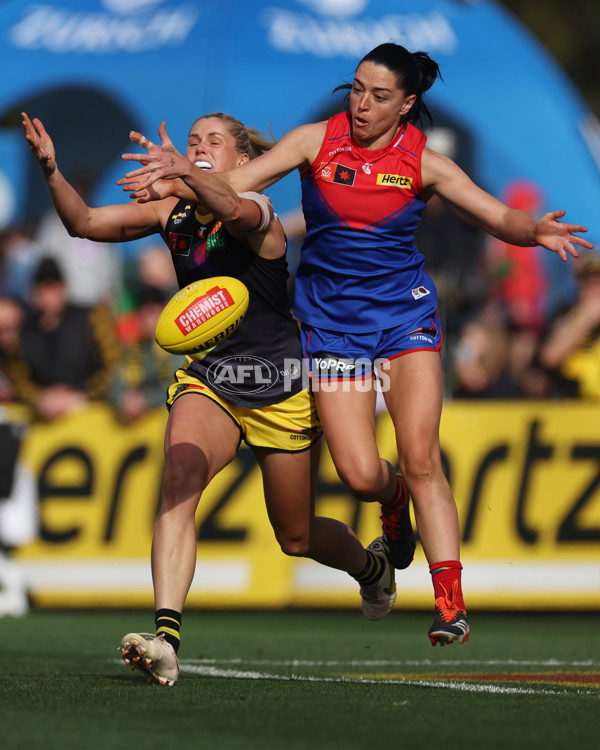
[179,663,596,696]
[185,658,599,667]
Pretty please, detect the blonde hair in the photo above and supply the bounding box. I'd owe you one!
[193,112,276,159]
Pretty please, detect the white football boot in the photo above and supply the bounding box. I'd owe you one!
[359,537,397,621]
[119,632,179,686]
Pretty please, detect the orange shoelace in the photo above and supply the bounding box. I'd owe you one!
[434,580,465,622]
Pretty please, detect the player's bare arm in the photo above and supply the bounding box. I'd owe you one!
[22,111,164,242]
[121,123,255,226]
[121,123,285,259]
[422,147,592,261]
[221,121,327,194]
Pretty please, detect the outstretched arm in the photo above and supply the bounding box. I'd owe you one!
[121,122,253,226]
[121,122,286,258]
[422,148,593,261]
[22,112,162,242]
[120,121,325,197]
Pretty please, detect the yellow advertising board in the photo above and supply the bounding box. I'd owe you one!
[8,401,600,610]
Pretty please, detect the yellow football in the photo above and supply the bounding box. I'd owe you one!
[154,277,249,356]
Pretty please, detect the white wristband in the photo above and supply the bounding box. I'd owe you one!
[238,191,272,233]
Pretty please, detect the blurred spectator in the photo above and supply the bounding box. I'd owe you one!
[486,180,548,331]
[0,223,43,303]
[450,313,516,399]
[484,180,549,393]
[416,194,488,337]
[137,244,178,297]
[9,256,120,421]
[35,175,123,308]
[115,245,178,345]
[108,284,180,424]
[0,297,25,402]
[535,252,600,399]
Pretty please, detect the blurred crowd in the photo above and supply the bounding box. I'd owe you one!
[1,201,600,423]
[2,183,600,429]
[0,218,181,425]
[0,190,598,615]
[0,216,183,613]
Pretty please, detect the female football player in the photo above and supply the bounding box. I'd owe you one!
[22,110,399,686]
[118,42,593,648]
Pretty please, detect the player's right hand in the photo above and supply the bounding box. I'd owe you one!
[21,112,57,176]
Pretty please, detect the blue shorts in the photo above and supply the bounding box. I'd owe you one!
[300,311,442,380]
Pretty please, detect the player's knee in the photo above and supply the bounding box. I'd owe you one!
[337,463,381,500]
[163,444,207,498]
[400,446,441,486]
[162,457,206,506]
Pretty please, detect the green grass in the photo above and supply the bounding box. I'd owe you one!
[1,610,599,750]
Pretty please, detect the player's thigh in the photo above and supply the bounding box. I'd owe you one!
[253,441,321,535]
[382,350,444,462]
[164,393,240,488]
[314,382,380,483]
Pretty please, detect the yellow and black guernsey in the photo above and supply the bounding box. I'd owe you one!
[163,198,304,408]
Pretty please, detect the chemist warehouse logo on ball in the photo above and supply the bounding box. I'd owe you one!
[174,287,235,340]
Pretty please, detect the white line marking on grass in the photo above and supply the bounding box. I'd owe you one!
[179,664,595,696]
[186,658,599,668]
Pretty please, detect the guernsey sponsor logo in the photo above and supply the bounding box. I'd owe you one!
[376,174,413,188]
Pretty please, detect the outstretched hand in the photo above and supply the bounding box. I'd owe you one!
[21,112,57,176]
[117,172,178,203]
[119,121,190,199]
[535,210,594,261]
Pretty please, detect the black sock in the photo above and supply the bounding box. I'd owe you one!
[352,550,384,585]
[155,608,182,654]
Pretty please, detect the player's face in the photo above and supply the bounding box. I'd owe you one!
[186,118,248,173]
[349,61,417,148]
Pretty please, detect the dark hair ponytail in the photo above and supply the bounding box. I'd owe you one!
[334,43,442,127]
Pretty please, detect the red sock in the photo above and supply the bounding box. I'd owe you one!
[429,560,466,610]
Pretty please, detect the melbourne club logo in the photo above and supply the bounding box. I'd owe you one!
[316,162,356,186]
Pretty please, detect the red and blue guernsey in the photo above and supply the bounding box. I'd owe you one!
[294,111,438,333]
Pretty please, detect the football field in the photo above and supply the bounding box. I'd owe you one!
[1,609,599,749]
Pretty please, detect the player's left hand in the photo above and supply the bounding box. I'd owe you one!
[534,210,594,261]
[117,171,179,203]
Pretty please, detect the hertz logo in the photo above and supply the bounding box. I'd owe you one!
[376,174,413,188]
